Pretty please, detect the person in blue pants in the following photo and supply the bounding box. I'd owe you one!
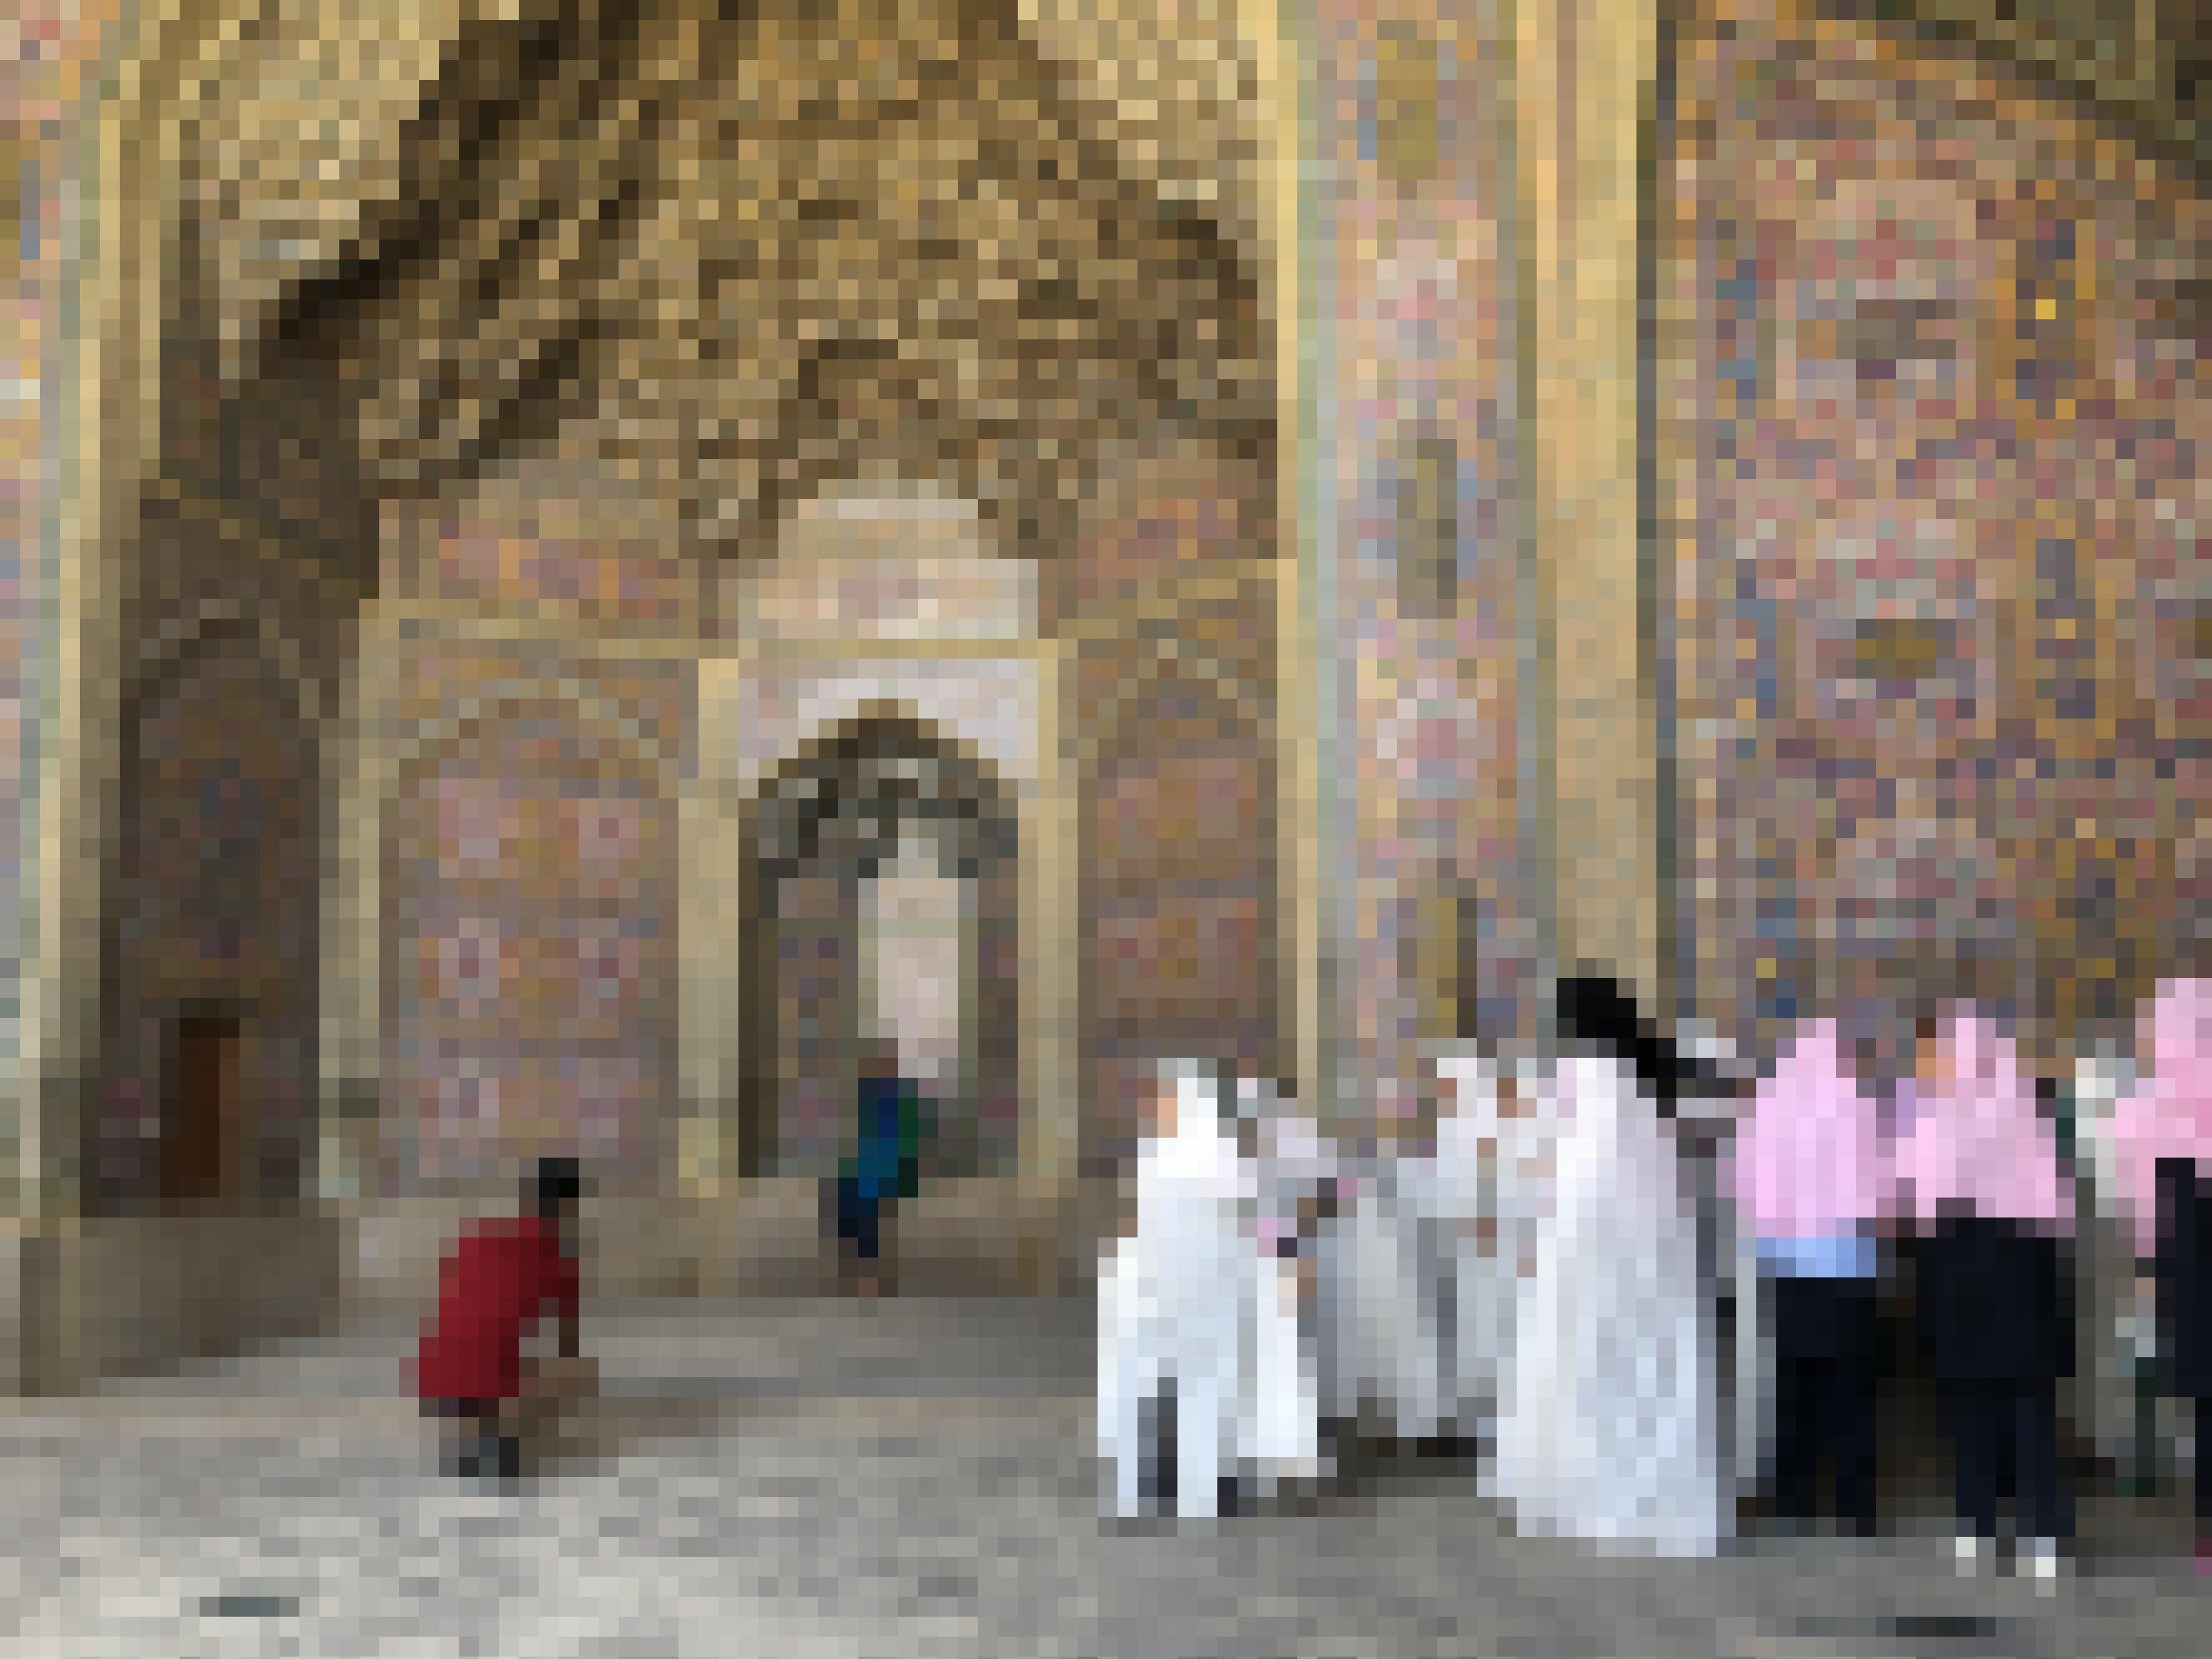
[829,1039,927,1298]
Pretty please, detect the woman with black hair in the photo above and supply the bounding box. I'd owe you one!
[1483,976,1729,1554]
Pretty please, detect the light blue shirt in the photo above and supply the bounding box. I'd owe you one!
[1755,1233,1880,1281]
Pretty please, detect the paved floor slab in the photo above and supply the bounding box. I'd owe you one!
[0,1299,2202,1659]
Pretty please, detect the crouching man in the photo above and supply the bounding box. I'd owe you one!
[413,1156,597,1484]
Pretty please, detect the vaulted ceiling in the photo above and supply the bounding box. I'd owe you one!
[163,0,1272,556]
[158,0,2195,566]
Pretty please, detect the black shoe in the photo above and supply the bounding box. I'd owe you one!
[448,1431,520,1487]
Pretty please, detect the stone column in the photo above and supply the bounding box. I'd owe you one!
[315,602,381,1204]
[1023,636,1077,1190]
[1276,0,1352,1132]
[690,657,750,1190]
[1252,0,1332,1126]
[6,0,239,1392]
[675,679,733,1198]
[17,6,161,1221]
[1519,0,1664,1013]
[1017,635,1077,1289]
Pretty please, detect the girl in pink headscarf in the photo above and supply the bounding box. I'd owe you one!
[2107,978,2212,1257]
[1727,1018,1892,1538]
[1893,1004,2077,1581]
[2105,977,2212,1573]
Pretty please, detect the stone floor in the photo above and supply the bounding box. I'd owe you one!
[0,1297,2204,1659]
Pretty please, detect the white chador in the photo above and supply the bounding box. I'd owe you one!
[1434,1051,1558,1440]
[1483,1053,1726,1556]
[1098,1065,1256,1519]
[1318,1152,1450,1443]
[1240,1080,1330,1488]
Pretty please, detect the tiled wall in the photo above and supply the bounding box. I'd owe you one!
[379,637,684,1194]
[1665,1,2207,1070]
[3,1,123,1186]
[1304,0,1533,1134]
[1070,453,1277,1166]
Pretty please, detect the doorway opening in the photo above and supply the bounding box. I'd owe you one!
[738,708,1021,1181]
[164,1008,245,1209]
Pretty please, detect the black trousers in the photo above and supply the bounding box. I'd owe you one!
[829,1176,886,1262]
[1939,1380,2072,1542]
[1769,1275,1882,1533]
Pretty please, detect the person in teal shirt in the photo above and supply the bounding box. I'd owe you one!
[829,1039,928,1297]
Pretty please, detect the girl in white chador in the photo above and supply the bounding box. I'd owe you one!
[1098,1060,1256,1520]
[1233,1072,1332,1491]
[1434,1048,1558,1444]
[1485,976,1728,1556]
[1318,1146,1452,1445]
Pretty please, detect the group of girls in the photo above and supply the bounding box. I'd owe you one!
[1100,976,1736,1552]
[1096,972,2210,1581]
[1730,977,2211,1578]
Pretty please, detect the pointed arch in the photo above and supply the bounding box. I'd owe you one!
[734,699,1023,1179]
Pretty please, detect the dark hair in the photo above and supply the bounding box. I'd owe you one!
[1554,975,1713,1116]
[529,1156,583,1219]
[1215,1059,1242,1122]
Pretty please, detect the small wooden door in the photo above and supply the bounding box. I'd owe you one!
[164,1013,242,1207]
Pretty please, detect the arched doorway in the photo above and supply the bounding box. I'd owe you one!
[99,616,322,1216]
[738,708,1021,1183]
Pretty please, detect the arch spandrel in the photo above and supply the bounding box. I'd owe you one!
[710,658,1046,810]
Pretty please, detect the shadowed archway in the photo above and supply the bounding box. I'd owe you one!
[95,615,324,1217]
[737,707,1022,1182]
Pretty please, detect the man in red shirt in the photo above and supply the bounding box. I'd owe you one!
[414,1157,588,1483]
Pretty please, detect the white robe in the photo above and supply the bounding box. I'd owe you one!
[1728,1218,1772,1504]
[2068,1055,2157,1479]
[1318,1156,1449,1442]
[1434,1053,1558,1440]
[1244,1108,1331,1485]
[1485,1054,1727,1555]
[1098,1092,1255,1519]
[1245,1249,1320,1484]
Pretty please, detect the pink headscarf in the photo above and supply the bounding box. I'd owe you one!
[1727,1018,1891,1237]
[1893,1008,2071,1231]
[2107,977,2212,1257]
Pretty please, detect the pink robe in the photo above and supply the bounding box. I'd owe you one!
[1893,1011,2070,1233]
[1728,1018,1891,1241]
